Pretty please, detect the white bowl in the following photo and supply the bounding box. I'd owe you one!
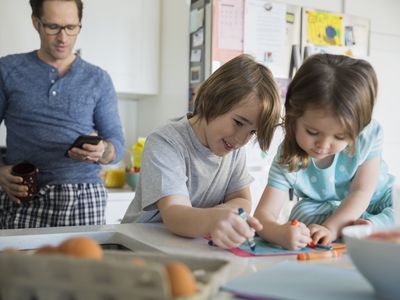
[343,225,400,300]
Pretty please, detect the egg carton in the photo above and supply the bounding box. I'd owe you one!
[0,250,229,300]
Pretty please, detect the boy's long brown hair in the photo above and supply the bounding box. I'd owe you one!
[192,54,282,151]
[280,54,377,171]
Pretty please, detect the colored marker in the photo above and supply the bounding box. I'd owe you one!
[238,208,256,252]
[297,250,342,261]
[308,241,333,250]
[311,242,347,250]
[290,219,299,226]
[331,243,347,251]
[314,243,333,250]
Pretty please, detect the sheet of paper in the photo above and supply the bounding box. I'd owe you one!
[236,236,346,256]
[223,261,375,300]
[190,8,204,33]
[207,236,346,257]
[192,28,204,47]
[306,10,343,46]
[218,0,244,50]
[244,0,286,73]
[237,237,311,256]
[190,49,202,62]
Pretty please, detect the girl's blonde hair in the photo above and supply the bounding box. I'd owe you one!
[280,54,377,171]
[192,54,282,151]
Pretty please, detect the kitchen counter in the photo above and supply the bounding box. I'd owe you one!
[106,186,135,224]
[107,185,135,200]
[0,223,374,299]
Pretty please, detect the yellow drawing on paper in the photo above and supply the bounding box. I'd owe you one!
[306,10,342,46]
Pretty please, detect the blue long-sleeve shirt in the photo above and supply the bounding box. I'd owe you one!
[0,51,125,187]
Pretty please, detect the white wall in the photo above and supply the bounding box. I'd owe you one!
[117,97,138,161]
[274,0,343,11]
[344,0,400,183]
[136,0,190,138]
[0,1,36,146]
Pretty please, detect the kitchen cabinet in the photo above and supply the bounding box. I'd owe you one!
[0,0,160,97]
[106,187,135,224]
[77,0,160,96]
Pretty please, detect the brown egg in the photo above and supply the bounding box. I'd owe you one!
[2,247,19,253]
[58,237,103,260]
[130,257,146,266]
[165,261,197,297]
[35,245,59,255]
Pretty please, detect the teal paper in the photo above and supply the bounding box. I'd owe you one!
[238,237,315,255]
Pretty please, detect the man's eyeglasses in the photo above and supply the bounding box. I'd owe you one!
[38,19,82,36]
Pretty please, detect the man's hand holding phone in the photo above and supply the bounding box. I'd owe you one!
[66,135,105,163]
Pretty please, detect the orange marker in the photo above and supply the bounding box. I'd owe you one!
[308,241,316,248]
[331,243,347,251]
[290,219,299,226]
[297,250,342,261]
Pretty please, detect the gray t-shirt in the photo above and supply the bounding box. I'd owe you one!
[122,115,253,223]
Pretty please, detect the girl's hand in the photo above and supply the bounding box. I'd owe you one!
[208,207,262,249]
[351,218,372,226]
[308,224,338,245]
[279,220,311,250]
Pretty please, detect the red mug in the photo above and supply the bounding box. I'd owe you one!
[11,161,38,201]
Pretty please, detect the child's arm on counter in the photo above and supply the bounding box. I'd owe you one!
[157,187,261,249]
[254,185,311,250]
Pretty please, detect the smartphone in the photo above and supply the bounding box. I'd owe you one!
[65,135,103,157]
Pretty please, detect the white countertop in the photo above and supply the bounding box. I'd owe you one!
[0,223,351,273]
[0,223,373,299]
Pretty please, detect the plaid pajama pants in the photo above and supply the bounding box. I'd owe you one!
[0,183,107,229]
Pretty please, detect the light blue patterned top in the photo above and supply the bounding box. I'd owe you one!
[268,120,394,225]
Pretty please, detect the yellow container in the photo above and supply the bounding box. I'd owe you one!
[105,169,125,188]
[132,138,146,171]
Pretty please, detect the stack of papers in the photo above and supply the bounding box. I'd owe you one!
[222,261,375,300]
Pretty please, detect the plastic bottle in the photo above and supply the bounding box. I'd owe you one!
[132,137,146,172]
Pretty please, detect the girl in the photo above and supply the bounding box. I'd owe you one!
[254,54,394,250]
[123,54,282,249]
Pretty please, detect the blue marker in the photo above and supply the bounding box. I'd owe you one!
[238,208,256,252]
[315,243,333,250]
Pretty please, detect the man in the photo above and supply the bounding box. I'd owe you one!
[0,0,125,228]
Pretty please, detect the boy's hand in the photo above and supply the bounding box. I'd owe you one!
[278,220,311,250]
[208,207,262,249]
[308,223,337,245]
